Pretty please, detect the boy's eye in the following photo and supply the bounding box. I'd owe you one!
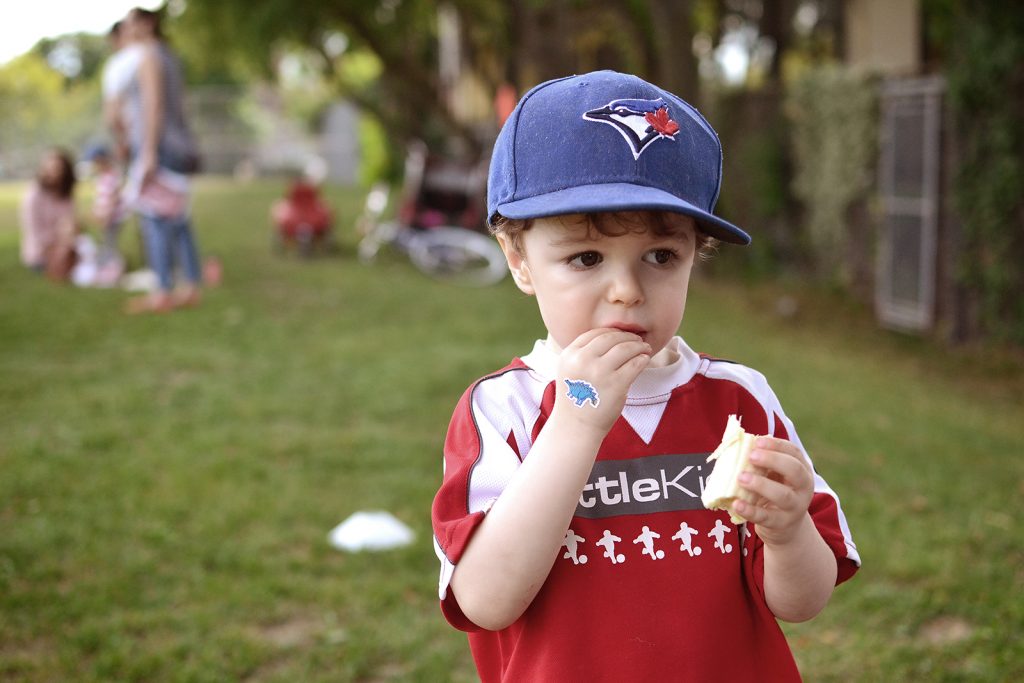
[568,251,602,268]
[644,249,677,265]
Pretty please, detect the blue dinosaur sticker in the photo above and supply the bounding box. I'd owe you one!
[564,378,600,408]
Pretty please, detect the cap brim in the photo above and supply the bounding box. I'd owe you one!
[491,182,750,245]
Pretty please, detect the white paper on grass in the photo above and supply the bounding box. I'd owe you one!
[328,511,414,552]
[120,268,158,292]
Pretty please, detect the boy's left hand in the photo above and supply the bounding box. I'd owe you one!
[731,437,815,547]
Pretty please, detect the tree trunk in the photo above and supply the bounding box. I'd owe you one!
[510,0,575,89]
[648,0,699,102]
[759,0,797,82]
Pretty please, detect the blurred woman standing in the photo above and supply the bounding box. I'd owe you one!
[122,7,204,313]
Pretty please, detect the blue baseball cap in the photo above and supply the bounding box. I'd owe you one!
[487,70,750,245]
[83,142,111,163]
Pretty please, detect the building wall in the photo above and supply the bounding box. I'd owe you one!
[844,0,921,76]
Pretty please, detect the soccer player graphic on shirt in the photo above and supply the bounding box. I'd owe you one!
[633,525,666,560]
[562,529,588,565]
[738,521,751,557]
[708,519,735,554]
[671,522,703,556]
[596,529,625,564]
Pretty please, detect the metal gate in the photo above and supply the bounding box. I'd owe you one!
[875,76,945,332]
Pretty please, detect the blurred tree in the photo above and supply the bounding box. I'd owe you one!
[647,0,700,97]
[0,54,66,141]
[928,0,1024,343]
[172,0,724,159]
[758,0,797,81]
[175,0,486,157]
[32,32,112,83]
[0,52,102,174]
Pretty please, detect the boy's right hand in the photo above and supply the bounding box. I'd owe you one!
[554,328,652,434]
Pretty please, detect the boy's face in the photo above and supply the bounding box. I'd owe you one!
[499,212,697,366]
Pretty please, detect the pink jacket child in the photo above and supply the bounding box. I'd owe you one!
[20,148,79,278]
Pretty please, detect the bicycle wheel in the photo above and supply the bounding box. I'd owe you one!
[407,226,508,286]
[355,183,394,264]
[357,220,399,264]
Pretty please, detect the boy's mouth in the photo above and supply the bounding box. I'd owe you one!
[609,323,648,339]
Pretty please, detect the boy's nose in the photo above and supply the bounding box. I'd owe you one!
[607,267,644,306]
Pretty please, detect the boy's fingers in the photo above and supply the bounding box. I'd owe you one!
[731,499,762,523]
[600,340,653,370]
[739,473,800,512]
[750,447,812,489]
[750,448,794,476]
[565,329,649,361]
[734,500,790,529]
[754,436,803,459]
[587,328,646,350]
[564,327,608,349]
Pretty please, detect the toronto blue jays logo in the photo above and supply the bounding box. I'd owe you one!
[564,378,600,408]
[583,97,681,160]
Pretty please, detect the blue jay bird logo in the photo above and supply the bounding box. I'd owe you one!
[583,97,681,160]
[564,379,600,408]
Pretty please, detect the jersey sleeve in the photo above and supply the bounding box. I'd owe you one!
[704,359,861,589]
[431,370,530,631]
[768,409,861,585]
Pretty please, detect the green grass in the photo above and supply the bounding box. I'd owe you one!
[1,178,1022,682]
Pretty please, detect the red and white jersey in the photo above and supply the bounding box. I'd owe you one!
[92,170,126,227]
[432,337,860,682]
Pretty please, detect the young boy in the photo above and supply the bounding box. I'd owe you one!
[431,70,860,681]
[85,144,127,273]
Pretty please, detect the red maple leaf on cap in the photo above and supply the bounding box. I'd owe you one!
[645,107,680,136]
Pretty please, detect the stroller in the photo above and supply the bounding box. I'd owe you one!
[271,177,335,257]
[396,139,487,232]
[356,140,506,286]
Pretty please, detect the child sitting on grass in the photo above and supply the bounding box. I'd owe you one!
[431,70,860,681]
[19,148,80,281]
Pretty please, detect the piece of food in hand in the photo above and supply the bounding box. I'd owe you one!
[701,414,763,523]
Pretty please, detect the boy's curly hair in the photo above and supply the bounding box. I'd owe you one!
[490,211,719,260]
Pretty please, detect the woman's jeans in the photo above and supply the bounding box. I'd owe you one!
[140,212,202,292]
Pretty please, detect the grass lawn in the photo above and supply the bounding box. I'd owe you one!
[1,177,1022,682]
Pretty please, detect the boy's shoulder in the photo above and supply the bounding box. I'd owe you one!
[697,351,766,374]
[468,341,554,388]
[458,354,549,412]
[697,352,772,388]
[466,357,534,392]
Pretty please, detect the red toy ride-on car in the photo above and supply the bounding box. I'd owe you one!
[271,179,335,257]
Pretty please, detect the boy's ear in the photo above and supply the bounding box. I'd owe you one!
[496,234,535,295]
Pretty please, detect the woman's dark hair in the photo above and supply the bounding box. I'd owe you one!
[38,148,76,200]
[129,7,164,39]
